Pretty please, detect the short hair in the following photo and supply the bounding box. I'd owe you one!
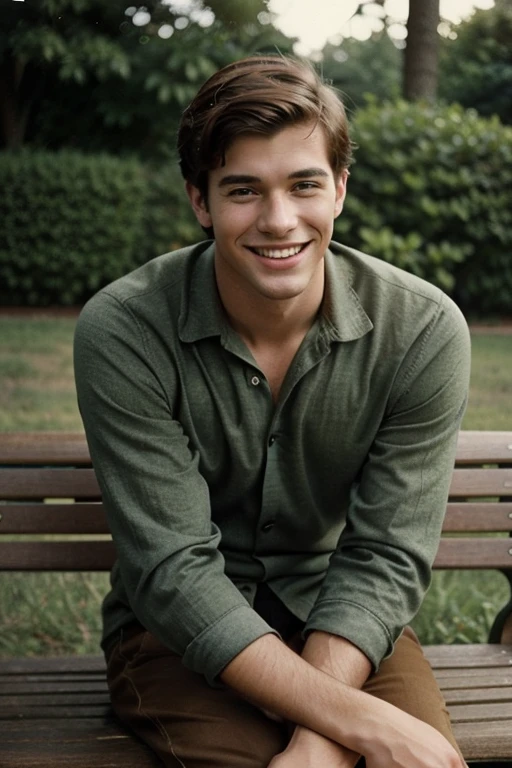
[177,55,353,200]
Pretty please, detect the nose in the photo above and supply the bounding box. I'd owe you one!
[257,192,297,236]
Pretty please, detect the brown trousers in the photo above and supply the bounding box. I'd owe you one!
[105,623,459,768]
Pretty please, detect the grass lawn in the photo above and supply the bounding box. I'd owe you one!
[0,317,82,431]
[0,316,511,656]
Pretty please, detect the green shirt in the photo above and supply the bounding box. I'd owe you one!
[74,240,470,685]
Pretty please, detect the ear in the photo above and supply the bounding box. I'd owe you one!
[333,169,349,219]
[185,182,213,229]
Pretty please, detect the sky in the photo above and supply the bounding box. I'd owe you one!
[268,0,496,54]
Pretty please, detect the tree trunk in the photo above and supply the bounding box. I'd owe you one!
[0,54,32,149]
[403,0,440,101]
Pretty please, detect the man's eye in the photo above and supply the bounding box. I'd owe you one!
[294,181,319,192]
[229,188,255,197]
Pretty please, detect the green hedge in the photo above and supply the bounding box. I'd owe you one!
[336,99,512,317]
[0,149,202,306]
[0,151,149,305]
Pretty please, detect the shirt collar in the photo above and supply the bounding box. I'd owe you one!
[178,242,226,343]
[321,246,374,342]
[178,241,373,344]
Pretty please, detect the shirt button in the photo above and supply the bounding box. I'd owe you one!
[268,434,276,446]
[251,376,260,386]
[261,521,275,532]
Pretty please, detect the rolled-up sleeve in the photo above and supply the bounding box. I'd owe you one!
[74,291,275,685]
[305,296,471,668]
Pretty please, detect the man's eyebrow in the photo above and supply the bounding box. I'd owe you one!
[217,168,330,187]
[288,167,330,180]
[217,174,260,187]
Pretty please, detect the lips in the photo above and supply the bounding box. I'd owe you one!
[249,243,308,259]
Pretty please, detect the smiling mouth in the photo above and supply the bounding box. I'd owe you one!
[249,243,308,259]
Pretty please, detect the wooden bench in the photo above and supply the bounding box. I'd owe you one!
[1,430,511,767]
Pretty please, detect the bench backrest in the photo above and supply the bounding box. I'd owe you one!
[1,431,512,573]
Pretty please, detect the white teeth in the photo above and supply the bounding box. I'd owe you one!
[254,245,303,259]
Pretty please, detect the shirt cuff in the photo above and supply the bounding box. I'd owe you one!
[304,599,395,671]
[182,604,279,686]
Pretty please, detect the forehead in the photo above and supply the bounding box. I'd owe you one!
[211,122,333,180]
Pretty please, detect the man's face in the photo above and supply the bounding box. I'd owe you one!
[187,122,347,306]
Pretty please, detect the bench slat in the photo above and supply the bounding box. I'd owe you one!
[450,720,512,761]
[448,701,512,722]
[434,537,512,568]
[1,693,110,712]
[1,502,511,537]
[0,469,100,500]
[0,655,106,674]
[455,431,512,465]
[1,692,110,708]
[449,468,512,497]
[435,671,512,688]
[0,504,108,534]
[443,502,512,532]
[425,643,512,666]
[443,687,512,704]
[0,432,91,466]
[0,704,110,719]
[1,538,511,571]
[1,680,107,695]
[0,541,116,571]
[0,674,106,685]
[2,430,512,466]
[3,719,160,767]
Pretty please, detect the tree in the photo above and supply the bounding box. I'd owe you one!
[337,0,441,102]
[0,0,293,155]
[403,0,440,101]
[0,0,135,149]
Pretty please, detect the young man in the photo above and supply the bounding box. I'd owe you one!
[74,56,471,767]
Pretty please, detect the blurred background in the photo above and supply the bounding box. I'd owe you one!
[1,0,511,313]
[0,0,511,656]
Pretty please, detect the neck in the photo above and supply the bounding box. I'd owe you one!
[215,266,325,347]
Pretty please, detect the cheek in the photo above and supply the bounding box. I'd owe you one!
[303,200,337,233]
[216,205,254,237]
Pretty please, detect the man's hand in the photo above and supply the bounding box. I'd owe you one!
[268,713,467,768]
[360,701,468,768]
[268,726,358,767]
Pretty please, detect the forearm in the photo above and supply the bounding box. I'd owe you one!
[285,631,372,765]
[221,633,465,768]
[302,630,371,686]
[221,633,365,750]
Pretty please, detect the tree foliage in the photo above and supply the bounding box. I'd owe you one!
[0,0,293,155]
[439,0,512,124]
[321,33,401,112]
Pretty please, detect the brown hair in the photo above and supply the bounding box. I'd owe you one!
[177,55,353,200]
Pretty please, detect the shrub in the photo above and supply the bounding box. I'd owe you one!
[141,159,203,261]
[337,99,512,316]
[0,150,203,306]
[0,151,148,306]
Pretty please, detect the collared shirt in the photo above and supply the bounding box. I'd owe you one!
[74,240,470,685]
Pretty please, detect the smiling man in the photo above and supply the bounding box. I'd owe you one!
[74,56,471,768]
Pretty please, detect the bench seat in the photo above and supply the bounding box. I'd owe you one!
[2,645,512,765]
